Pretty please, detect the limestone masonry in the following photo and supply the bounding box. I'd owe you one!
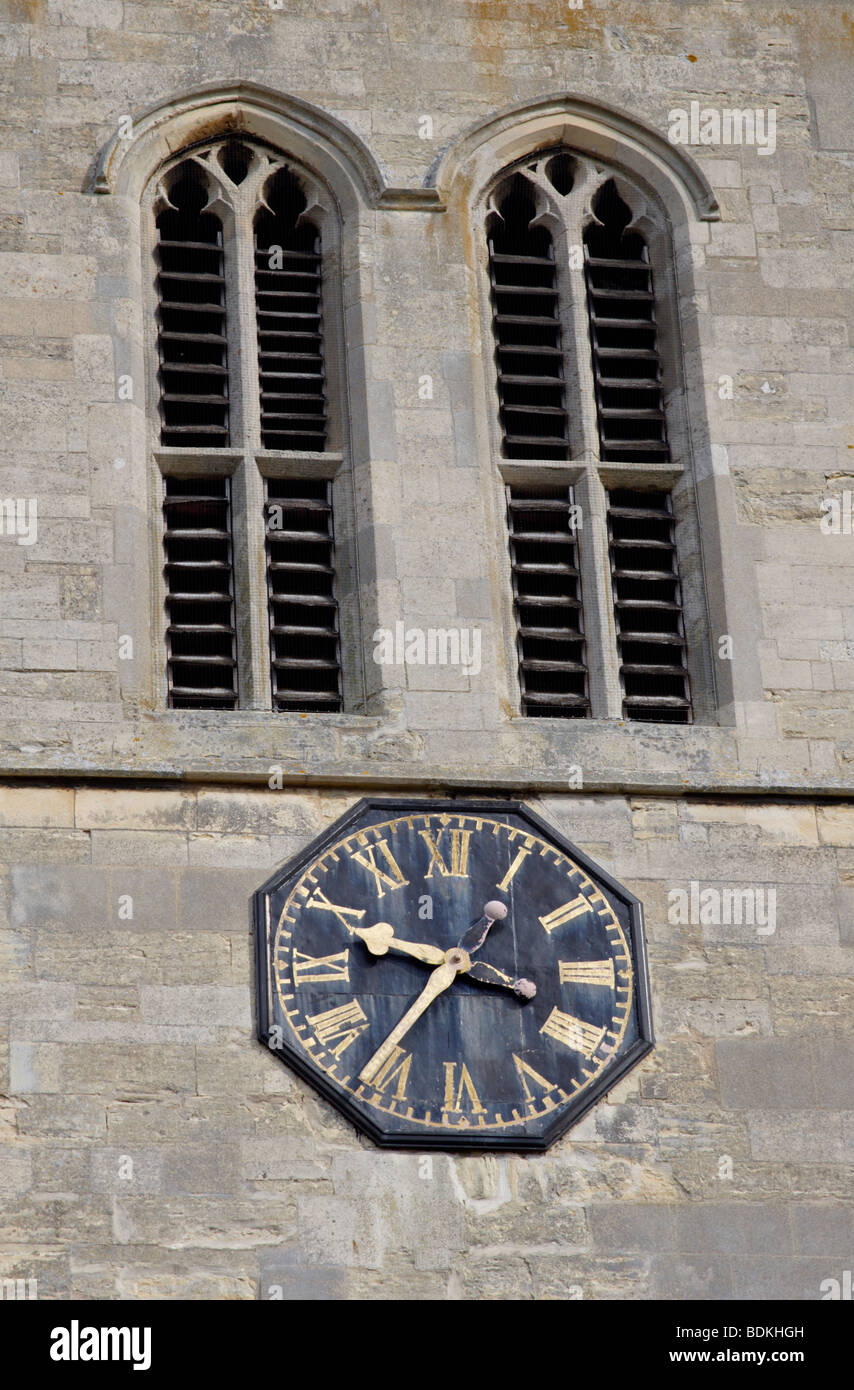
[0,0,852,1300]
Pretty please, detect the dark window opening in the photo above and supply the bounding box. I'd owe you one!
[217,140,253,186]
[265,478,341,712]
[162,475,238,709]
[584,181,669,464]
[156,162,229,448]
[544,151,576,197]
[488,174,570,460]
[607,488,692,723]
[507,484,589,717]
[255,168,328,452]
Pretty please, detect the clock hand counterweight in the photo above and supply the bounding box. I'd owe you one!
[355,922,445,965]
[468,959,536,999]
[458,899,508,955]
[359,954,463,1086]
[458,900,536,999]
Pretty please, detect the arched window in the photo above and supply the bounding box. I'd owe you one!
[486,173,570,461]
[148,135,347,713]
[484,148,703,724]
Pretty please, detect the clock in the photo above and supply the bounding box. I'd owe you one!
[254,799,653,1150]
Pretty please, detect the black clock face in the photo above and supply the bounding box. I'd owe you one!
[255,800,653,1150]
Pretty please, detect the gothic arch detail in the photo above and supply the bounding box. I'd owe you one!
[93,81,388,218]
[431,92,720,224]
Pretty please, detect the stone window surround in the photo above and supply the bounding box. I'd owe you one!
[67,83,786,795]
[144,136,366,713]
[474,147,713,721]
[439,99,767,736]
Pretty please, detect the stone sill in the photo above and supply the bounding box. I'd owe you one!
[1,710,851,797]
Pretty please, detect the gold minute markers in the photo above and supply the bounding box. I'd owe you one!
[268,811,640,1139]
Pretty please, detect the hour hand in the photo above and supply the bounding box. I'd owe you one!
[356,922,445,966]
[468,959,536,999]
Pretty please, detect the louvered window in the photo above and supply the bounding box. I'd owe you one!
[162,475,238,709]
[265,479,341,712]
[487,173,569,460]
[487,149,703,722]
[150,136,354,713]
[608,489,691,723]
[155,162,229,448]
[584,180,668,465]
[255,168,328,451]
[506,485,588,717]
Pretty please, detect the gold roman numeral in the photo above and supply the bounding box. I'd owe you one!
[442,1061,486,1115]
[305,999,369,1056]
[559,959,615,988]
[540,1008,606,1058]
[368,1046,412,1101]
[419,829,472,879]
[539,895,590,934]
[496,847,531,891]
[292,948,350,986]
[349,839,410,898]
[512,1053,560,1106]
[304,887,366,934]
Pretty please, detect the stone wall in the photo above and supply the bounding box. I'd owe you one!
[1,0,852,1301]
[0,1,852,794]
[1,784,851,1299]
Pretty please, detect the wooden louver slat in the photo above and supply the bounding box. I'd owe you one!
[507,485,589,718]
[607,488,692,724]
[488,174,570,461]
[255,167,328,452]
[156,162,229,448]
[583,180,670,464]
[265,478,342,712]
[163,476,238,709]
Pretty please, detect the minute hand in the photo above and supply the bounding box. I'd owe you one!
[359,959,458,1086]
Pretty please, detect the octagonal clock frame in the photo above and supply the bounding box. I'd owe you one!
[254,798,654,1151]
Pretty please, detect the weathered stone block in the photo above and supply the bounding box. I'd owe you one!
[0,787,74,828]
[90,1147,162,1196]
[111,1197,298,1250]
[589,1203,675,1252]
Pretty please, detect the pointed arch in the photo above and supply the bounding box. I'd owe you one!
[93,81,388,220]
[459,102,764,729]
[431,93,720,226]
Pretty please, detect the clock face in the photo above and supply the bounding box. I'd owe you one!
[255,799,653,1150]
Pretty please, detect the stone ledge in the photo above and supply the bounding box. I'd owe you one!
[0,710,852,797]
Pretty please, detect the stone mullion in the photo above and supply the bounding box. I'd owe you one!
[552,177,623,720]
[230,183,271,710]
